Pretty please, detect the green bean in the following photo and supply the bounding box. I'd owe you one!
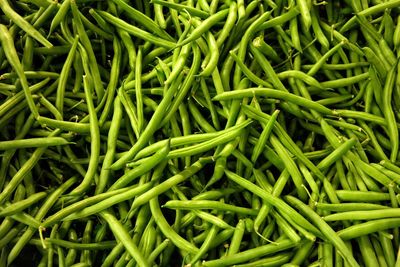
[0,0,52,48]
[302,62,370,70]
[199,32,219,76]
[0,191,46,217]
[88,8,113,34]
[380,232,396,267]
[371,236,389,267]
[229,51,273,87]
[257,7,300,31]
[64,183,152,221]
[163,200,258,216]
[216,2,237,48]
[150,196,199,256]
[371,164,400,184]
[48,223,59,267]
[270,134,307,201]
[358,236,380,267]
[0,129,63,204]
[336,190,390,202]
[133,121,248,160]
[0,137,71,150]
[289,13,302,52]
[43,238,116,250]
[251,110,279,164]
[151,0,209,19]
[190,209,233,229]
[307,41,346,76]
[296,0,311,30]
[380,163,400,185]
[49,0,70,35]
[36,116,91,133]
[8,176,77,264]
[0,70,60,80]
[290,240,315,265]
[96,99,122,193]
[114,70,185,167]
[324,208,400,221]
[285,196,360,267]
[276,70,323,88]
[165,43,191,85]
[147,239,170,265]
[109,141,170,190]
[129,157,211,211]
[273,209,301,243]
[154,2,166,29]
[227,219,245,256]
[112,0,173,40]
[338,218,400,240]
[199,78,220,130]
[167,121,250,159]
[96,40,119,124]
[71,2,104,101]
[298,162,319,194]
[198,0,210,12]
[190,223,219,265]
[363,47,387,79]
[235,252,293,267]
[69,75,100,195]
[0,79,49,119]
[0,24,39,119]
[317,138,357,171]
[320,72,370,88]
[341,0,400,33]
[78,11,113,41]
[117,29,136,70]
[42,187,129,228]
[382,63,399,162]
[225,170,321,236]
[100,210,149,267]
[134,47,144,133]
[0,218,14,241]
[99,11,175,49]
[202,239,295,267]
[249,42,289,92]
[0,223,25,250]
[214,88,332,115]
[118,87,140,138]
[333,109,388,126]
[176,9,229,47]
[1,206,41,228]
[22,36,34,70]
[316,202,390,212]
[2,0,400,264]
[233,9,274,86]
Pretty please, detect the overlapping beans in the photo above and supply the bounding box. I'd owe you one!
[1,0,400,266]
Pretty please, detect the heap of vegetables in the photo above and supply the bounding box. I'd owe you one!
[1,0,400,266]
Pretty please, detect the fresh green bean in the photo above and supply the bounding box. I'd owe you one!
[176,9,229,47]
[65,182,152,221]
[0,24,39,119]
[100,210,149,267]
[338,218,400,240]
[0,0,52,48]
[69,75,100,195]
[0,191,46,217]
[285,196,360,267]
[99,11,175,49]
[202,239,295,267]
[213,88,333,115]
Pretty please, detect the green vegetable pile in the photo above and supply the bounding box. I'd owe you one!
[2,0,400,266]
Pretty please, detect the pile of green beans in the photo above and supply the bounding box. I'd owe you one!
[2,0,400,266]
